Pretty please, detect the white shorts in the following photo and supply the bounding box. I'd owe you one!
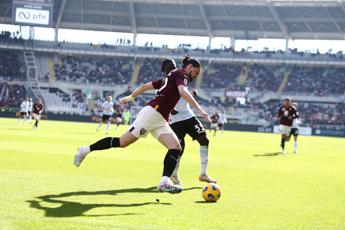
[116,117,122,123]
[279,125,291,136]
[33,113,41,120]
[211,123,218,129]
[129,106,175,140]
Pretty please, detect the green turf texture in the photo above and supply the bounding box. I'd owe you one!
[1,118,344,230]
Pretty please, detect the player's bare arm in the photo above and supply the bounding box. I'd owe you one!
[119,82,155,105]
[178,85,211,122]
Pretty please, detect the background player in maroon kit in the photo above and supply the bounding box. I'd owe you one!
[113,104,124,131]
[32,99,44,130]
[210,112,219,136]
[277,97,298,155]
[74,56,211,194]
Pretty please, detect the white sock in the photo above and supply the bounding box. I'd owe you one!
[200,145,208,175]
[171,156,181,177]
[82,146,91,154]
[294,141,298,152]
[97,122,102,130]
[106,122,110,132]
[159,176,170,185]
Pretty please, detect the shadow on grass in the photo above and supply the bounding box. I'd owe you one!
[253,152,281,157]
[27,186,201,218]
[194,201,217,204]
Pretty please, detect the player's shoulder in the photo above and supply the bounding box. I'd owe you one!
[170,69,185,78]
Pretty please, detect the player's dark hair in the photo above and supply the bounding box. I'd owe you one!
[182,55,201,68]
[161,58,176,74]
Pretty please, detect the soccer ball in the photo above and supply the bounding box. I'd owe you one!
[202,183,221,202]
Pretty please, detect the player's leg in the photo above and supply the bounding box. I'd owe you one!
[75,106,148,167]
[219,124,224,135]
[28,112,32,124]
[196,134,217,183]
[96,116,104,131]
[117,117,122,130]
[156,132,183,193]
[293,129,299,153]
[74,131,138,167]
[280,125,287,155]
[18,112,23,124]
[187,117,217,183]
[170,121,187,185]
[170,138,184,185]
[33,114,39,129]
[23,112,27,124]
[105,117,111,134]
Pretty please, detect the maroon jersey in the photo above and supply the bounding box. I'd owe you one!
[146,69,189,121]
[211,113,219,123]
[278,106,297,126]
[33,103,43,114]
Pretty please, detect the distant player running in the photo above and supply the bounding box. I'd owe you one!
[18,97,29,124]
[74,56,211,194]
[290,102,300,154]
[218,110,227,135]
[96,96,114,134]
[113,104,124,131]
[32,99,44,130]
[157,58,216,185]
[277,97,298,155]
[210,112,219,136]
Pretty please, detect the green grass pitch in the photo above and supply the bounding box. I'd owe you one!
[1,117,345,230]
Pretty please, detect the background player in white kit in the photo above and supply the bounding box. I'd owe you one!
[161,58,216,185]
[18,97,29,124]
[96,96,114,134]
[218,110,227,135]
[290,102,301,153]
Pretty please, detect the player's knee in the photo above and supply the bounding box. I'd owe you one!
[197,134,209,146]
[175,144,182,152]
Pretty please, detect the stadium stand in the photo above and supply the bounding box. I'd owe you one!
[0,49,25,81]
[0,82,26,108]
[54,56,134,86]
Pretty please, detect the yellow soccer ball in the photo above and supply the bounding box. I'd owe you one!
[202,183,221,202]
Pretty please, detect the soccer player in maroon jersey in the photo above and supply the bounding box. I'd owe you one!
[277,97,298,155]
[32,99,44,130]
[210,112,219,136]
[74,56,211,194]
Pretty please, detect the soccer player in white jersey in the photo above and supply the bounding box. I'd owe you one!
[27,97,33,124]
[290,102,300,153]
[161,59,216,185]
[218,110,227,135]
[96,96,114,134]
[18,97,29,124]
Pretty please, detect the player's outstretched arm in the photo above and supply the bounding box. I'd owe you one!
[119,82,155,105]
[178,85,211,122]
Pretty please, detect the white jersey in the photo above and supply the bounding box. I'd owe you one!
[27,101,33,112]
[170,98,195,124]
[292,118,301,129]
[218,113,227,124]
[102,101,114,116]
[20,101,28,112]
